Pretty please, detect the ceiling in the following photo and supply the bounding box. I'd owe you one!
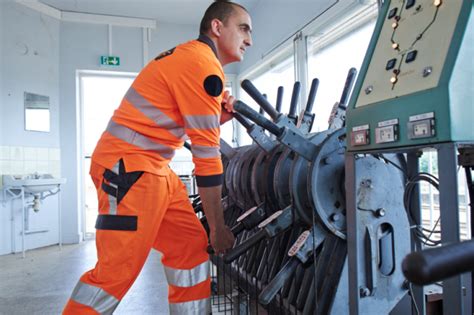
[39,0,260,25]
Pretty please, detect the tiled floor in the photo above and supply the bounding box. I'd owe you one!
[0,240,169,314]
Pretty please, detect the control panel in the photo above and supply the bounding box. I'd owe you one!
[356,0,462,108]
[347,0,473,151]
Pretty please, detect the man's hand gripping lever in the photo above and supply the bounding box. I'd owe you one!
[207,204,267,254]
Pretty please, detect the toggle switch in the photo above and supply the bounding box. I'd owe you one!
[388,8,398,19]
[386,58,397,70]
[406,0,416,9]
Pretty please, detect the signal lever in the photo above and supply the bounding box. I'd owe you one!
[233,112,277,153]
[297,78,319,134]
[207,204,267,254]
[259,225,325,305]
[328,67,357,130]
[223,206,294,263]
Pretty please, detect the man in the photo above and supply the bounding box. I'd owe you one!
[63,1,252,314]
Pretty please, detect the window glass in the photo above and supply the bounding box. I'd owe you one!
[220,81,235,146]
[308,20,376,131]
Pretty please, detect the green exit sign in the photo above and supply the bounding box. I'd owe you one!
[100,56,120,66]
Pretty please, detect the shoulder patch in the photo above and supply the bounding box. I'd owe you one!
[203,75,223,97]
[154,47,175,61]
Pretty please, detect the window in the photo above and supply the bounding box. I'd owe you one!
[307,19,376,131]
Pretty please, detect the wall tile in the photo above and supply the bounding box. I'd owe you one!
[50,161,61,178]
[37,148,49,161]
[24,161,38,174]
[23,147,38,161]
[36,161,49,174]
[49,148,60,161]
[0,146,10,160]
[10,147,24,161]
[0,160,11,174]
[10,161,24,174]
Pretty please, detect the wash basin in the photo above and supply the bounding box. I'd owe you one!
[2,174,66,194]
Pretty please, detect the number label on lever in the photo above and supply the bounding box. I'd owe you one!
[257,210,283,229]
[288,230,311,257]
[237,206,258,222]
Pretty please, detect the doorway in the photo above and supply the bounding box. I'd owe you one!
[78,71,136,239]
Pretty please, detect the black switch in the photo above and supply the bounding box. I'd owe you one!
[406,0,416,9]
[386,58,397,70]
[388,7,398,19]
[406,50,418,63]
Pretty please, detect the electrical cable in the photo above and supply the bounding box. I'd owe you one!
[404,172,442,247]
[408,282,421,315]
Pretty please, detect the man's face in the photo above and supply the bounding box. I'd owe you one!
[217,6,252,65]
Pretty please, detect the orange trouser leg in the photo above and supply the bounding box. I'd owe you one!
[154,171,211,314]
[63,162,171,314]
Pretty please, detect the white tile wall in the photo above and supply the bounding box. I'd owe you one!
[0,146,61,188]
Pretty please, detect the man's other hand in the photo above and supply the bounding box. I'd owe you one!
[220,90,235,125]
[210,225,235,255]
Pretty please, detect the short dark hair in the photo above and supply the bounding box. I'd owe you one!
[199,0,248,35]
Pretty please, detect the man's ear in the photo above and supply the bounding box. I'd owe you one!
[210,18,222,37]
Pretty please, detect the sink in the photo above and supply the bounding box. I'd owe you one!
[2,174,67,194]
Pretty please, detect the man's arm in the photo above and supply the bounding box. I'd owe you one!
[198,185,234,254]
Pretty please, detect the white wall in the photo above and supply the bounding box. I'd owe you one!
[0,2,4,136]
[0,1,61,255]
[1,2,60,147]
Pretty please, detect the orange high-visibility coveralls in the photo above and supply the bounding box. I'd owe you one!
[63,35,225,314]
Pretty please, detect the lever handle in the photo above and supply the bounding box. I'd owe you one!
[234,101,284,137]
[241,79,280,120]
[305,78,319,114]
[288,81,301,119]
[402,239,474,285]
[223,229,267,264]
[259,256,300,305]
[339,67,357,107]
[230,222,245,235]
[233,112,253,130]
[276,86,284,113]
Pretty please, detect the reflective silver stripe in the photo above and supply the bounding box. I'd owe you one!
[106,120,175,159]
[164,260,210,287]
[191,145,221,159]
[70,281,119,315]
[125,88,185,139]
[108,185,117,215]
[184,114,220,130]
[107,161,119,215]
[169,298,210,315]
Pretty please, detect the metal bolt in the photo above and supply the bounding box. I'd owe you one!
[331,213,341,222]
[361,179,372,188]
[360,287,371,297]
[323,157,332,165]
[376,208,386,217]
[423,66,433,77]
[365,85,373,95]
